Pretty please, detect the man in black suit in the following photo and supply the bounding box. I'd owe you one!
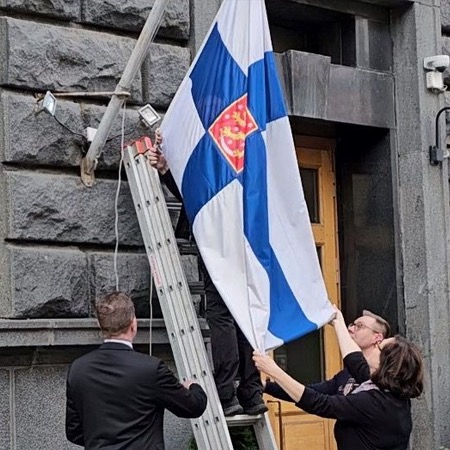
[66,291,207,450]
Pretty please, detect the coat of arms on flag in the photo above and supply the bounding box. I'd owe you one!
[161,0,334,351]
[209,95,258,174]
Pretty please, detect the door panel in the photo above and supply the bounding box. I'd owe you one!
[266,136,340,450]
[284,419,326,450]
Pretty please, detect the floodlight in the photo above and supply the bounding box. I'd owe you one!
[138,104,161,127]
[42,91,57,116]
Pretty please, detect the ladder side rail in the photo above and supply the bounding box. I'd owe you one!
[124,152,193,374]
[142,158,222,386]
[123,148,233,449]
[253,414,278,450]
[124,151,218,449]
[134,156,220,398]
[135,154,232,449]
[136,156,209,370]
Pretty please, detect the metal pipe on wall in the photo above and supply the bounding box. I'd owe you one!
[80,0,169,187]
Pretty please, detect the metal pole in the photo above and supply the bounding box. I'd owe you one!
[80,0,169,187]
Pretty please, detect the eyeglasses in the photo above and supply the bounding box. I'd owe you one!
[348,322,381,334]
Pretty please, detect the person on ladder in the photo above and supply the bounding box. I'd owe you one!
[148,129,268,417]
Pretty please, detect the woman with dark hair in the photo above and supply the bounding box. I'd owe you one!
[253,307,424,450]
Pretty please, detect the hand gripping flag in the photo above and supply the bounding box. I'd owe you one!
[161,0,334,351]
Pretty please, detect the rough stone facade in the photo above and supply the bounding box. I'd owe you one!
[0,0,191,319]
[1,0,450,449]
[0,1,196,448]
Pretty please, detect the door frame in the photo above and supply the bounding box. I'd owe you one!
[266,136,341,450]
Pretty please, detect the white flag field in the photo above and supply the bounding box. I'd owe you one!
[160,0,334,351]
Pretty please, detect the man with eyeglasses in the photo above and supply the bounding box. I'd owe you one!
[309,310,390,396]
[266,310,390,399]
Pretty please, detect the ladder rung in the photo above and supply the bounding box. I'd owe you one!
[151,284,205,302]
[166,200,182,209]
[226,414,264,427]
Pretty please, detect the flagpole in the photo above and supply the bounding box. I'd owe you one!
[80,0,169,187]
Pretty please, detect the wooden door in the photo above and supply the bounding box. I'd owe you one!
[266,136,340,450]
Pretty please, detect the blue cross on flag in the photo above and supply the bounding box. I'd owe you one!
[161,0,334,351]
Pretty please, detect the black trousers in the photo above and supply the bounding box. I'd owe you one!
[205,286,263,405]
[170,198,263,403]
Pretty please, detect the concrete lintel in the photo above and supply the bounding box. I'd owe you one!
[284,0,389,21]
[0,318,209,347]
[328,64,395,128]
[279,50,395,129]
[359,0,412,5]
[279,51,331,120]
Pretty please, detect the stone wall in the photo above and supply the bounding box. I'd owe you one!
[3,1,449,449]
[0,0,191,320]
[0,1,198,448]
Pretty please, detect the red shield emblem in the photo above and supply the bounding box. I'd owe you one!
[209,94,258,173]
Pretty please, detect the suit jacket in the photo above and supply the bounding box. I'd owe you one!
[66,342,207,450]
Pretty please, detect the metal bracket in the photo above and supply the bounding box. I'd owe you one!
[430,106,450,165]
[430,145,445,165]
[80,157,98,187]
[80,0,169,187]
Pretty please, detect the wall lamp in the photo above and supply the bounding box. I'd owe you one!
[42,91,57,116]
[430,106,450,165]
[138,104,161,127]
[36,90,131,115]
[36,91,160,149]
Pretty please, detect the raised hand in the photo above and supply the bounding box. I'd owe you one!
[331,304,345,327]
[147,129,169,175]
[253,350,281,378]
[154,127,162,148]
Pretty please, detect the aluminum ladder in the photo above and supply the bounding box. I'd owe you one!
[123,136,278,450]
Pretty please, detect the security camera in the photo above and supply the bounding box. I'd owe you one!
[424,55,450,73]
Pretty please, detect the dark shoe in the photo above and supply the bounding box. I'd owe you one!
[242,399,268,416]
[222,396,244,416]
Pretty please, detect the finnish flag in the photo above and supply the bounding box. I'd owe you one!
[161,0,334,350]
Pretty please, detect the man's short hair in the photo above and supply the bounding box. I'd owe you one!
[95,292,135,337]
[362,310,391,338]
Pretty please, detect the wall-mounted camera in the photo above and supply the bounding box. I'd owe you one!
[423,55,450,93]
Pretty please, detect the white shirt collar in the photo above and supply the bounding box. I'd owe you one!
[104,339,133,349]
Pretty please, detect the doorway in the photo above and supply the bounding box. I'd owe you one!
[266,136,340,450]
